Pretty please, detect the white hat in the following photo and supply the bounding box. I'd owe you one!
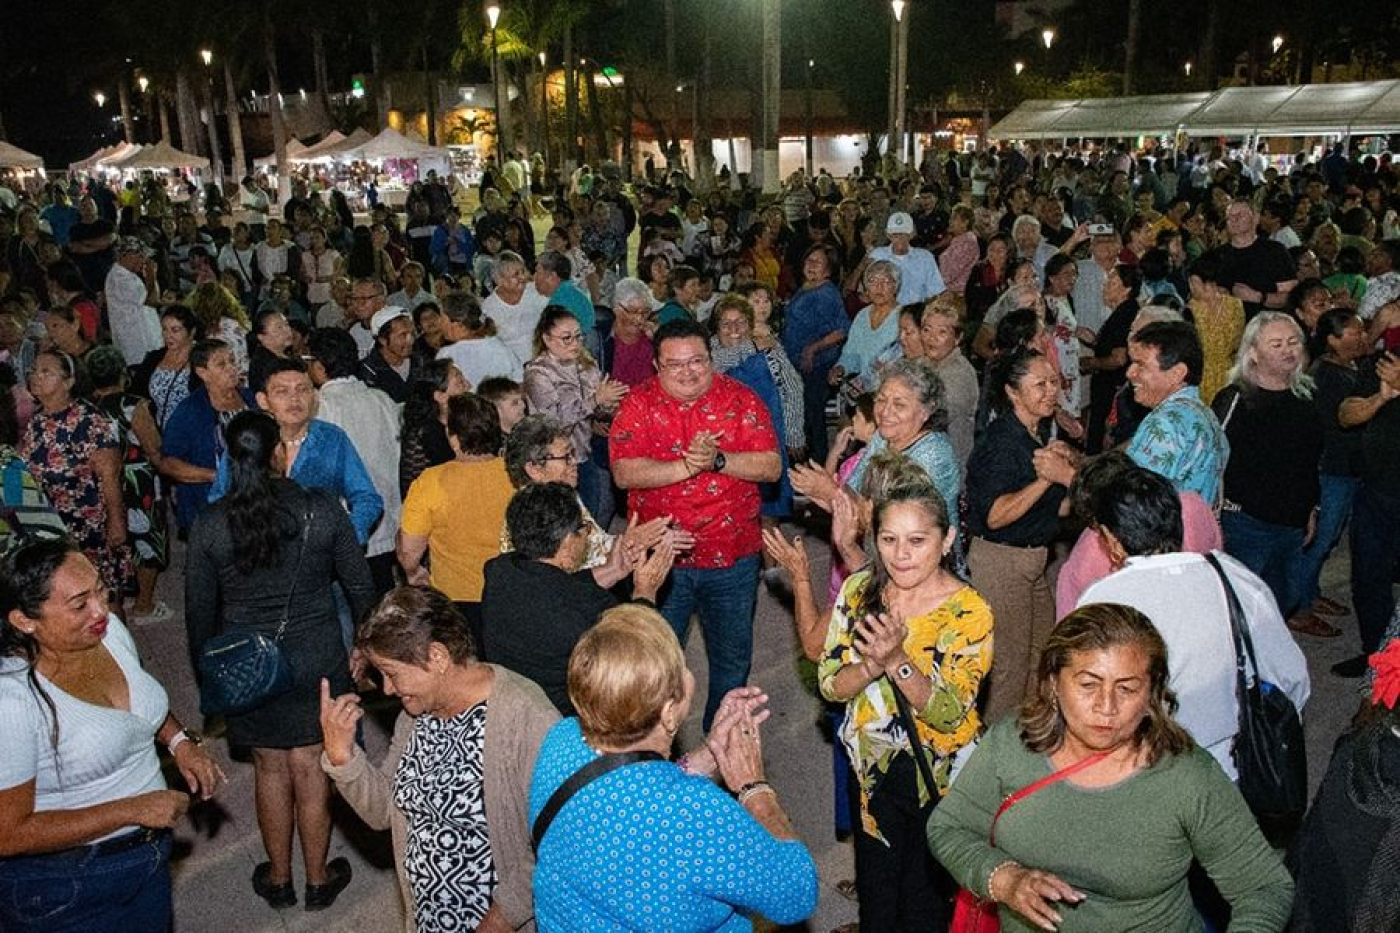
[370,306,410,336]
[886,211,915,235]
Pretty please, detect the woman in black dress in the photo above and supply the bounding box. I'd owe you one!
[185,411,374,911]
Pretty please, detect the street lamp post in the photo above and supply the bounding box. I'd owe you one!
[487,3,507,163]
[199,49,225,188]
[759,0,781,194]
[888,0,909,166]
[539,50,549,170]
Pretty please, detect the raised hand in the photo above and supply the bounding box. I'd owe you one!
[319,677,364,768]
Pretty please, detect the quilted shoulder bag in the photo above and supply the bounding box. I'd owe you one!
[197,507,312,716]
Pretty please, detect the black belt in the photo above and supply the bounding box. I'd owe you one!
[42,827,169,863]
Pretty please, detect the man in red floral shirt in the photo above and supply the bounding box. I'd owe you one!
[611,318,781,727]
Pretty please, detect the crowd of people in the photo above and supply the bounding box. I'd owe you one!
[0,135,1398,931]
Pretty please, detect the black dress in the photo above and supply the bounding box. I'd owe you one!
[185,482,375,747]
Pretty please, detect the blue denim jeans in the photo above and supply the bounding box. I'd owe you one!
[658,553,760,729]
[1350,484,1400,654]
[1221,509,1306,617]
[1289,474,1359,610]
[0,828,172,932]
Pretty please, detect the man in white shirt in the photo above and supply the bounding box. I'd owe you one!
[346,278,387,359]
[1077,465,1309,780]
[868,212,946,305]
[306,326,403,595]
[103,237,164,365]
[387,262,435,312]
[482,250,546,364]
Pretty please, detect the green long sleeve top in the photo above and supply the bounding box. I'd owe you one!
[927,719,1293,933]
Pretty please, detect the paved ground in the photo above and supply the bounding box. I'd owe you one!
[130,505,1374,933]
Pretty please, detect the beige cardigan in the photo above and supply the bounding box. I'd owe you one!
[322,665,559,932]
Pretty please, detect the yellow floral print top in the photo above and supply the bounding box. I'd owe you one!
[818,571,993,843]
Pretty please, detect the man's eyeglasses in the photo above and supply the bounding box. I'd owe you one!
[658,357,710,373]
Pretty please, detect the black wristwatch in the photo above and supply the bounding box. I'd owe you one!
[711,451,727,473]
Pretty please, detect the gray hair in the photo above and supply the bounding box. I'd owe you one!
[876,357,949,433]
[536,249,573,282]
[863,259,903,294]
[612,276,652,310]
[1228,310,1315,399]
[503,415,571,488]
[492,250,527,282]
[1012,214,1041,237]
[1131,305,1183,334]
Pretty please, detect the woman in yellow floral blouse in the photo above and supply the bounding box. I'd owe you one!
[1186,249,1245,405]
[819,482,993,932]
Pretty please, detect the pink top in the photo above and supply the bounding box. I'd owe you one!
[828,451,865,604]
[939,231,980,295]
[1055,491,1223,619]
[610,334,654,388]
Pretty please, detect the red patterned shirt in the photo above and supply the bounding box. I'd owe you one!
[610,374,777,569]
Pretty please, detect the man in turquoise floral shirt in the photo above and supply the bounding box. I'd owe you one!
[1124,320,1229,505]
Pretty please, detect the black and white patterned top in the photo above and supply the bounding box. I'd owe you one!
[394,702,495,931]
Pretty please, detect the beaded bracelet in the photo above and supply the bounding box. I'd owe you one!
[736,781,775,805]
[986,860,1019,902]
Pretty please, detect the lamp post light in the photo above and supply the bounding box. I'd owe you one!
[94,91,107,108]
[1272,34,1284,55]
[539,50,549,169]
[198,49,224,186]
[200,49,213,67]
[1184,61,1193,77]
[487,2,506,161]
[1042,28,1055,50]
[888,0,909,165]
[1014,61,1024,77]
[137,76,149,93]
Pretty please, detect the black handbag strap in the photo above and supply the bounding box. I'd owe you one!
[889,675,940,801]
[271,504,313,644]
[1204,552,1260,702]
[531,750,663,852]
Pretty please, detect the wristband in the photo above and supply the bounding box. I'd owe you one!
[167,729,202,754]
[736,780,774,805]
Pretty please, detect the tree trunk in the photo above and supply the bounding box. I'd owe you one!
[564,25,577,172]
[694,12,714,192]
[312,29,333,133]
[118,79,136,143]
[264,11,291,202]
[368,6,389,130]
[1201,0,1221,87]
[158,93,173,145]
[422,43,438,146]
[622,79,634,181]
[759,0,781,193]
[176,69,202,154]
[519,62,538,160]
[224,59,247,180]
[0,109,7,142]
[887,15,898,159]
[1123,0,1141,95]
[585,65,606,166]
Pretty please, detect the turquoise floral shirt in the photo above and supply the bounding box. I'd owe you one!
[1126,386,1229,506]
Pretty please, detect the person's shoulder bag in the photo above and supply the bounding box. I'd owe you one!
[197,505,313,716]
[1205,552,1307,844]
[531,749,663,853]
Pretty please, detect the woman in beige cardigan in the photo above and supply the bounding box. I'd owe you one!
[320,585,559,932]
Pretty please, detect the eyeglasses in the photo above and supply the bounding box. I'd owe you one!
[658,357,710,373]
[535,453,581,465]
[550,331,584,344]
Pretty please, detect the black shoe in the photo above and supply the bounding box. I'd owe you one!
[304,857,352,911]
[252,862,296,909]
[1331,655,1368,678]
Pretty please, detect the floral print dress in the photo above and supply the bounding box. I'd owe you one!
[818,571,993,842]
[20,401,134,594]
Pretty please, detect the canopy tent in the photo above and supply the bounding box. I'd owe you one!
[991,79,1400,140]
[0,141,44,171]
[288,130,347,163]
[302,127,373,162]
[71,143,126,173]
[106,140,209,171]
[254,137,308,167]
[94,142,143,170]
[355,127,450,162]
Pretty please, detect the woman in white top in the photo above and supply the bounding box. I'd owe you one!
[435,291,524,388]
[0,540,224,930]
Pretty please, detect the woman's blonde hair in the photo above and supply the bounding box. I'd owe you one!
[568,604,687,747]
[189,281,251,330]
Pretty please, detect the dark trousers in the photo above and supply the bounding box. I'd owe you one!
[1350,484,1400,654]
[851,755,947,932]
[802,368,833,465]
[367,552,399,599]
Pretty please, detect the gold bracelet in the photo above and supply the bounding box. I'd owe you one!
[986,860,1019,903]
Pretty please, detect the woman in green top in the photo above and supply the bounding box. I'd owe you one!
[928,603,1293,932]
[818,482,992,932]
